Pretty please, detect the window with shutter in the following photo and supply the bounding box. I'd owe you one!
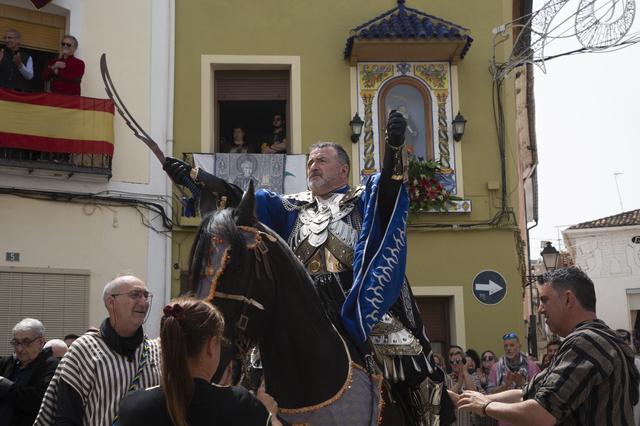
[0,268,89,356]
[214,70,290,153]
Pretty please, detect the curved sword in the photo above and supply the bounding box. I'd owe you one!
[99,53,201,197]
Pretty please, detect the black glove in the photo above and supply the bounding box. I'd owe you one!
[163,157,192,185]
[386,110,407,148]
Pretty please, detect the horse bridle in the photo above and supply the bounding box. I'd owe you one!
[210,226,275,362]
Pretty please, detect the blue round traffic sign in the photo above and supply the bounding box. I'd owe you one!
[472,270,507,305]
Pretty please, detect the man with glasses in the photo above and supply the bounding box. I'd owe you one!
[34,274,161,426]
[0,29,34,91]
[0,318,59,426]
[42,35,85,95]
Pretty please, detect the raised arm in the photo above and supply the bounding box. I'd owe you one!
[163,157,243,211]
[378,110,407,223]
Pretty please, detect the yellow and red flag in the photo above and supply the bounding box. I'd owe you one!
[0,88,115,156]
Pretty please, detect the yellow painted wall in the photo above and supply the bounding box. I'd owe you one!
[173,0,525,356]
[0,197,149,328]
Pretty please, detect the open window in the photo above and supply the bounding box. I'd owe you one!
[0,4,66,92]
[214,70,289,154]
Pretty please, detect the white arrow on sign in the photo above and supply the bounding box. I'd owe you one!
[474,280,503,296]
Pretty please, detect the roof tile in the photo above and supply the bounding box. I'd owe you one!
[568,209,640,230]
[344,1,473,59]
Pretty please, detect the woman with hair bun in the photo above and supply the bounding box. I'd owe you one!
[118,297,281,426]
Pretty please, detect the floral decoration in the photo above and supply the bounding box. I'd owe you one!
[407,158,460,212]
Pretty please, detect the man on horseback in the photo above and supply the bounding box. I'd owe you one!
[164,111,454,425]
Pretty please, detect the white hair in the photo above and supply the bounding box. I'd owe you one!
[13,318,45,337]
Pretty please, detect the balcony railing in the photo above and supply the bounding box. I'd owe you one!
[0,88,115,181]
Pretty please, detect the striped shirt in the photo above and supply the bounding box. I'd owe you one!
[33,332,161,426]
[523,319,639,425]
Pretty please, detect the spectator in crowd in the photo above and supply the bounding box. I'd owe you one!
[42,339,68,359]
[540,339,561,370]
[487,331,540,396]
[34,274,161,426]
[0,318,58,426]
[449,351,481,395]
[221,126,257,154]
[432,353,453,389]
[454,267,640,425]
[433,353,446,370]
[447,344,465,373]
[63,334,79,347]
[545,339,560,360]
[539,354,552,371]
[466,349,481,374]
[261,113,287,153]
[478,350,496,392]
[118,297,281,426]
[42,35,85,96]
[0,29,34,91]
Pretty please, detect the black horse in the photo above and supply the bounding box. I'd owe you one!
[188,185,408,424]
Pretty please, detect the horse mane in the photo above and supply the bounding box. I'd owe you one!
[187,204,355,409]
[258,222,317,290]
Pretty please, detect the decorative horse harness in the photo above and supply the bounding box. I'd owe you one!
[200,225,274,361]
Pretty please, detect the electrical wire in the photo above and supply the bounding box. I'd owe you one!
[0,187,174,233]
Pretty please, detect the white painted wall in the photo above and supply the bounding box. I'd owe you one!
[0,0,174,337]
[563,225,640,331]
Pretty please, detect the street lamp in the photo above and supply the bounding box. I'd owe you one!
[452,112,467,142]
[528,241,561,357]
[541,241,560,272]
[349,112,364,143]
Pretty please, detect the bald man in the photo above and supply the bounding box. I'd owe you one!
[35,275,161,426]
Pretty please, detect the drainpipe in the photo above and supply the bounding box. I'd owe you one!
[164,0,176,305]
[525,189,538,357]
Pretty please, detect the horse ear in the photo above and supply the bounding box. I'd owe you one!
[236,180,256,226]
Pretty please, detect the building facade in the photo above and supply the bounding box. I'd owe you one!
[0,0,175,350]
[171,0,537,356]
[563,209,640,347]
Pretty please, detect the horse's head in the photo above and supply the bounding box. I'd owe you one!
[187,183,279,381]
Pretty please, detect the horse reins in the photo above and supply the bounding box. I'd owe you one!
[211,227,274,364]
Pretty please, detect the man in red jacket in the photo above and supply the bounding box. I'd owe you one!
[42,35,85,96]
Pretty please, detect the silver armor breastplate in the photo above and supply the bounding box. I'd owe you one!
[291,193,359,252]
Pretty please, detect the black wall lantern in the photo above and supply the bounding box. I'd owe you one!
[540,242,560,273]
[350,112,364,143]
[452,112,467,142]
